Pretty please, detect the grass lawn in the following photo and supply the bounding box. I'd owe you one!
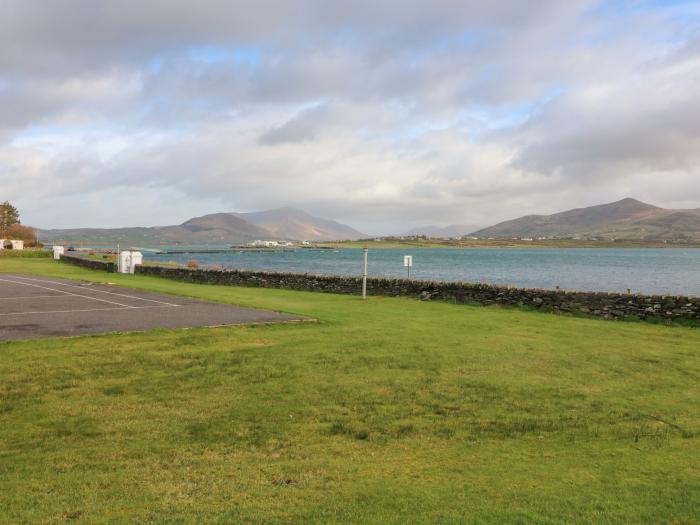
[1,258,699,524]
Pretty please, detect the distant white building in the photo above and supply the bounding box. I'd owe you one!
[0,239,24,250]
[249,240,282,247]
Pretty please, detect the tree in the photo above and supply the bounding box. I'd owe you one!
[7,224,39,246]
[0,201,20,238]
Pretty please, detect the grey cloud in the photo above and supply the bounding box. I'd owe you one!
[258,108,322,145]
[509,53,700,180]
[1,0,699,232]
[0,1,588,72]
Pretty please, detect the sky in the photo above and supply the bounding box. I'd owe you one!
[1,0,699,234]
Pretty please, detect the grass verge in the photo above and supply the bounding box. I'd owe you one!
[1,258,699,524]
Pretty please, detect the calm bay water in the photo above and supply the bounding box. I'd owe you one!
[143,247,700,296]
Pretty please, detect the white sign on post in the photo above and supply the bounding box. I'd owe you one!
[404,255,413,279]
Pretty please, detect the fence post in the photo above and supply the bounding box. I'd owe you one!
[362,247,368,299]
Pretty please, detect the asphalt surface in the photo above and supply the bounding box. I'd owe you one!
[0,273,305,342]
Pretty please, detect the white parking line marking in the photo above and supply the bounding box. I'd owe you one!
[5,275,180,306]
[0,295,68,300]
[0,304,179,317]
[0,277,134,308]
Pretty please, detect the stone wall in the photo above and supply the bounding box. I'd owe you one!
[60,253,116,273]
[135,265,699,324]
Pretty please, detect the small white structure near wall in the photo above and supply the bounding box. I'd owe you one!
[53,245,65,260]
[118,251,143,274]
[0,239,24,250]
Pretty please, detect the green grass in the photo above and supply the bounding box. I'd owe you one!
[0,249,51,258]
[1,258,699,524]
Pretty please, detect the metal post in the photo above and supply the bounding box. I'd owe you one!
[362,246,368,299]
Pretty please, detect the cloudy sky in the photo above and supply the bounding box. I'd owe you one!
[1,0,699,233]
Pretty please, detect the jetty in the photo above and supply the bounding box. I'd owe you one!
[156,247,296,255]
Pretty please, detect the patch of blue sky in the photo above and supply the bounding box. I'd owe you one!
[369,85,562,144]
[9,125,118,161]
[576,0,696,51]
[585,0,629,17]
[480,86,564,131]
[639,0,700,10]
[10,121,181,153]
[470,106,534,132]
[146,56,164,74]
[11,124,84,145]
[587,0,698,27]
[187,45,261,67]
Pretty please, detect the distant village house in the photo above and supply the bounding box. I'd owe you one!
[247,240,294,248]
[0,239,24,250]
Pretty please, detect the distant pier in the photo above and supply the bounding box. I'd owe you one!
[156,247,296,255]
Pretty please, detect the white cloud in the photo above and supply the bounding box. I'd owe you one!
[0,0,699,232]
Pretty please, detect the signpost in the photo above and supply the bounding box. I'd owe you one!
[362,247,368,299]
[404,255,413,279]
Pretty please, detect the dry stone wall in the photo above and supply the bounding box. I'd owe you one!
[133,265,699,324]
[60,254,116,273]
[57,254,699,323]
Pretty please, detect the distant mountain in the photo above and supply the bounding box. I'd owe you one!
[233,208,366,241]
[39,208,366,245]
[179,213,269,238]
[39,220,270,246]
[472,198,700,241]
[401,224,483,238]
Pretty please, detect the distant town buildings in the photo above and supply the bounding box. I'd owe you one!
[0,239,24,250]
[247,240,294,247]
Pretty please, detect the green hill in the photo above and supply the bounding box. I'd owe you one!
[473,198,700,241]
[39,209,366,245]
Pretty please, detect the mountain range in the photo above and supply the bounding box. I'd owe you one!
[399,224,483,238]
[232,208,365,241]
[472,198,700,241]
[39,208,367,245]
[37,198,700,245]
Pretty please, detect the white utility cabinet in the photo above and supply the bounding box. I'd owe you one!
[119,251,143,274]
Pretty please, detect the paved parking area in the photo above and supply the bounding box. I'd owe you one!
[0,274,305,342]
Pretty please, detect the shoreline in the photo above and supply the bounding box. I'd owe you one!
[312,240,700,250]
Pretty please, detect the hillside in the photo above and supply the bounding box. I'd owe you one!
[179,213,270,238]
[39,208,365,245]
[472,198,700,241]
[401,224,482,238]
[38,223,268,246]
[233,208,366,241]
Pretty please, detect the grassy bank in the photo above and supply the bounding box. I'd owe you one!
[0,249,51,258]
[1,258,699,524]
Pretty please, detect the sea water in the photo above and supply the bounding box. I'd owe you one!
[142,247,700,296]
